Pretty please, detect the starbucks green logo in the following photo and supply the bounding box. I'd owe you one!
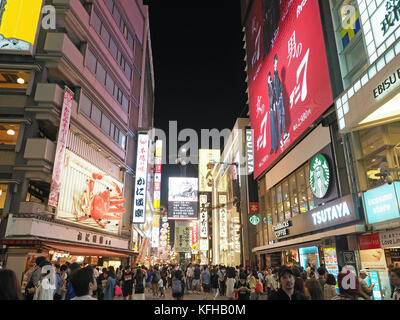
[250,214,260,226]
[309,154,330,199]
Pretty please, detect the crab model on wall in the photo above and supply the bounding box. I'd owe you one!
[73,173,126,229]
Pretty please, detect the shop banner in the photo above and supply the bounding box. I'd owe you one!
[379,229,400,248]
[199,193,209,238]
[246,0,333,178]
[219,194,227,238]
[153,140,162,210]
[137,237,150,265]
[191,220,199,253]
[48,87,74,207]
[358,233,382,250]
[363,183,400,224]
[151,214,160,248]
[200,238,209,251]
[199,149,220,192]
[133,133,150,224]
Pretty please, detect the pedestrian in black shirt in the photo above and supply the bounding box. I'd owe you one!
[121,266,134,300]
[234,273,251,300]
[268,266,308,300]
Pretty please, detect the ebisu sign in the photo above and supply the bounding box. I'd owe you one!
[309,154,330,199]
[363,182,400,224]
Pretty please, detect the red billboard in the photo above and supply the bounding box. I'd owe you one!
[246,0,333,179]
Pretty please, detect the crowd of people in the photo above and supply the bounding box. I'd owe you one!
[0,257,399,301]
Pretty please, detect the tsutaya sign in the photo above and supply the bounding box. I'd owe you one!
[271,195,358,241]
[311,201,351,226]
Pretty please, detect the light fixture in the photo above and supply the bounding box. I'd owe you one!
[17,77,25,84]
[7,129,15,136]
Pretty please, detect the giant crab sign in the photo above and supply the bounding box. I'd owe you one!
[73,173,126,229]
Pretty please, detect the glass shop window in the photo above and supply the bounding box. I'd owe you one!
[305,163,315,211]
[289,173,300,217]
[282,179,291,220]
[0,184,8,209]
[276,184,284,222]
[296,167,308,214]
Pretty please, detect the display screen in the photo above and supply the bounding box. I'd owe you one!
[168,177,198,220]
[246,0,333,178]
[299,246,320,271]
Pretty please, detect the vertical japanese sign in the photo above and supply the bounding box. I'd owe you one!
[191,220,199,253]
[199,194,209,238]
[199,149,220,192]
[151,214,160,248]
[219,194,227,238]
[246,0,333,179]
[133,133,149,223]
[153,140,162,210]
[48,87,74,207]
[174,222,191,252]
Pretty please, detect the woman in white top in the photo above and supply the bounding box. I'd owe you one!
[225,267,236,300]
[323,274,338,300]
[33,262,56,300]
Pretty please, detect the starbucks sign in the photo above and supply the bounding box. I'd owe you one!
[309,154,330,199]
[250,214,260,226]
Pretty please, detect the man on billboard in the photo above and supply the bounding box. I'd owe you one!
[268,72,278,154]
[262,0,280,57]
[0,0,30,50]
[273,54,289,148]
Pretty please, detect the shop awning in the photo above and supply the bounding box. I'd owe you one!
[43,242,130,258]
[253,224,366,255]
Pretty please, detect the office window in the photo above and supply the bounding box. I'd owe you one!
[90,104,102,126]
[113,127,120,142]
[91,10,101,34]
[305,163,315,211]
[283,179,291,220]
[101,114,111,134]
[79,93,92,117]
[276,184,284,222]
[85,49,97,74]
[100,24,110,46]
[95,61,106,85]
[109,38,118,60]
[112,5,121,26]
[296,167,308,214]
[0,184,8,209]
[289,173,300,217]
[0,124,19,146]
[110,123,115,139]
[119,133,126,150]
[122,95,129,113]
[128,33,134,50]
[105,73,115,95]
[271,188,277,225]
[104,0,113,12]
[124,63,132,80]
[26,182,48,204]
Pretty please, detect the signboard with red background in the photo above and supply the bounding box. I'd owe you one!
[246,0,333,179]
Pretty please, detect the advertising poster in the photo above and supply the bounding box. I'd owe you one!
[191,220,199,254]
[174,222,191,253]
[360,248,388,270]
[151,214,160,248]
[57,150,125,234]
[246,0,333,178]
[323,248,339,280]
[0,0,43,53]
[168,177,198,220]
[199,149,220,192]
[153,140,163,210]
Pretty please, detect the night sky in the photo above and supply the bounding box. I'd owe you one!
[147,0,248,207]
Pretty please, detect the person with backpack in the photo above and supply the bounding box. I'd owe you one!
[133,266,146,300]
[172,269,184,300]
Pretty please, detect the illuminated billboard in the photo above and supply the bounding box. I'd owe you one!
[168,177,198,220]
[246,0,333,178]
[57,150,126,234]
[198,149,220,192]
[0,0,43,53]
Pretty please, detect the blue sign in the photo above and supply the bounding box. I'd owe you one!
[363,184,400,224]
[368,271,382,301]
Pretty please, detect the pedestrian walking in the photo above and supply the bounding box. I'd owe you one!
[249,271,258,300]
[133,267,146,300]
[65,262,81,300]
[158,277,165,298]
[226,267,236,300]
[70,267,97,300]
[268,266,308,300]
[304,278,324,300]
[359,269,374,300]
[324,274,338,300]
[266,268,279,297]
[193,264,201,293]
[317,267,326,288]
[33,261,56,300]
[121,265,134,300]
[186,263,194,292]
[234,272,251,300]
[218,266,226,296]
[201,265,211,300]
[103,269,116,300]
[390,268,400,300]
[293,267,305,294]
[211,268,219,300]
[0,269,22,300]
[151,266,160,297]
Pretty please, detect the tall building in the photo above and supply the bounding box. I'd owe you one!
[0,0,154,282]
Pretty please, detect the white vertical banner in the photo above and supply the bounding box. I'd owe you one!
[133,133,149,223]
[199,149,220,192]
[151,214,160,248]
[219,194,227,238]
[199,194,208,238]
[48,87,74,207]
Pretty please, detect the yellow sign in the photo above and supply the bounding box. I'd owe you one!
[0,0,43,50]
